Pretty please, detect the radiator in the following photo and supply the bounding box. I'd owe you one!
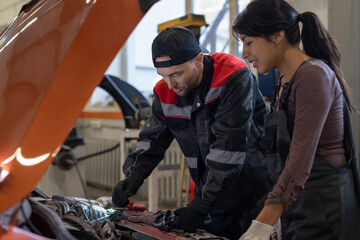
[80,137,122,190]
[77,135,184,210]
[158,141,183,202]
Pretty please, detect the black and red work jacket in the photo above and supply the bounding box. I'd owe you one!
[123,53,270,216]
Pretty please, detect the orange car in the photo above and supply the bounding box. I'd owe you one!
[0,0,157,239]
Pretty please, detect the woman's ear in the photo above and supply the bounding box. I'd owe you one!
[270,30,285,44]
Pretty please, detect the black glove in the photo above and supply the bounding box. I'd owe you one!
[112,172,144,207]
[173,206,207,233]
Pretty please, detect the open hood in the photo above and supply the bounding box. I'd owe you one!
[0,0,157,215]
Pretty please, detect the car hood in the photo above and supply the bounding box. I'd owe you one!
[0,0,157,214]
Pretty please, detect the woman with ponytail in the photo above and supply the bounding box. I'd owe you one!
[232,0,360,239]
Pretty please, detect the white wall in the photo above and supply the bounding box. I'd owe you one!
[106,1,186,98]
[328,0,360,158]
[288,0,328,27]
[0,0,28,30]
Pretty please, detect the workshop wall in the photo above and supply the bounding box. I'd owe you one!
[328,0,360,159]
[0,0,27,31]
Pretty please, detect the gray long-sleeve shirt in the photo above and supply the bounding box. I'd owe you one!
[265,59,346,210]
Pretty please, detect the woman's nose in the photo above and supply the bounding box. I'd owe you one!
[242,47,248,59]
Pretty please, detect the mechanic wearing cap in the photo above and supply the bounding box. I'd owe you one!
[112,26,270,239]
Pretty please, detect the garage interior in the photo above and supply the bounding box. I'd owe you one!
[0,0,359,239]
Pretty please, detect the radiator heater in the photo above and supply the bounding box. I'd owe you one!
[78,136,184,211]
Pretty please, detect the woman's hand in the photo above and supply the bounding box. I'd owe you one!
[239,203,284,240]
[239,220,273,240]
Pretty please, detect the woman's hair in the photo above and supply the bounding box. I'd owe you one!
[232,0,356,112]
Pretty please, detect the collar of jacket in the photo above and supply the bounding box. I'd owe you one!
[177,55,214,107]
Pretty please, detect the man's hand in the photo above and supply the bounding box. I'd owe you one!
[173,206,206,233]
[239,220,273,240]
[112,173,144,207]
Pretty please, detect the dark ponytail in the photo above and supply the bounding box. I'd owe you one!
[232,0,357,112]
[300,12,356,112]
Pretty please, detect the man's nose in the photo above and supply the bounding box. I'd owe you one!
[164,77,176,89]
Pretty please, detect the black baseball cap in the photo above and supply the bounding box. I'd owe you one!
[152,26,208,68]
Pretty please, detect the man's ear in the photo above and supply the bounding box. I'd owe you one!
[195,52,204,66]
[270,30,285,44]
